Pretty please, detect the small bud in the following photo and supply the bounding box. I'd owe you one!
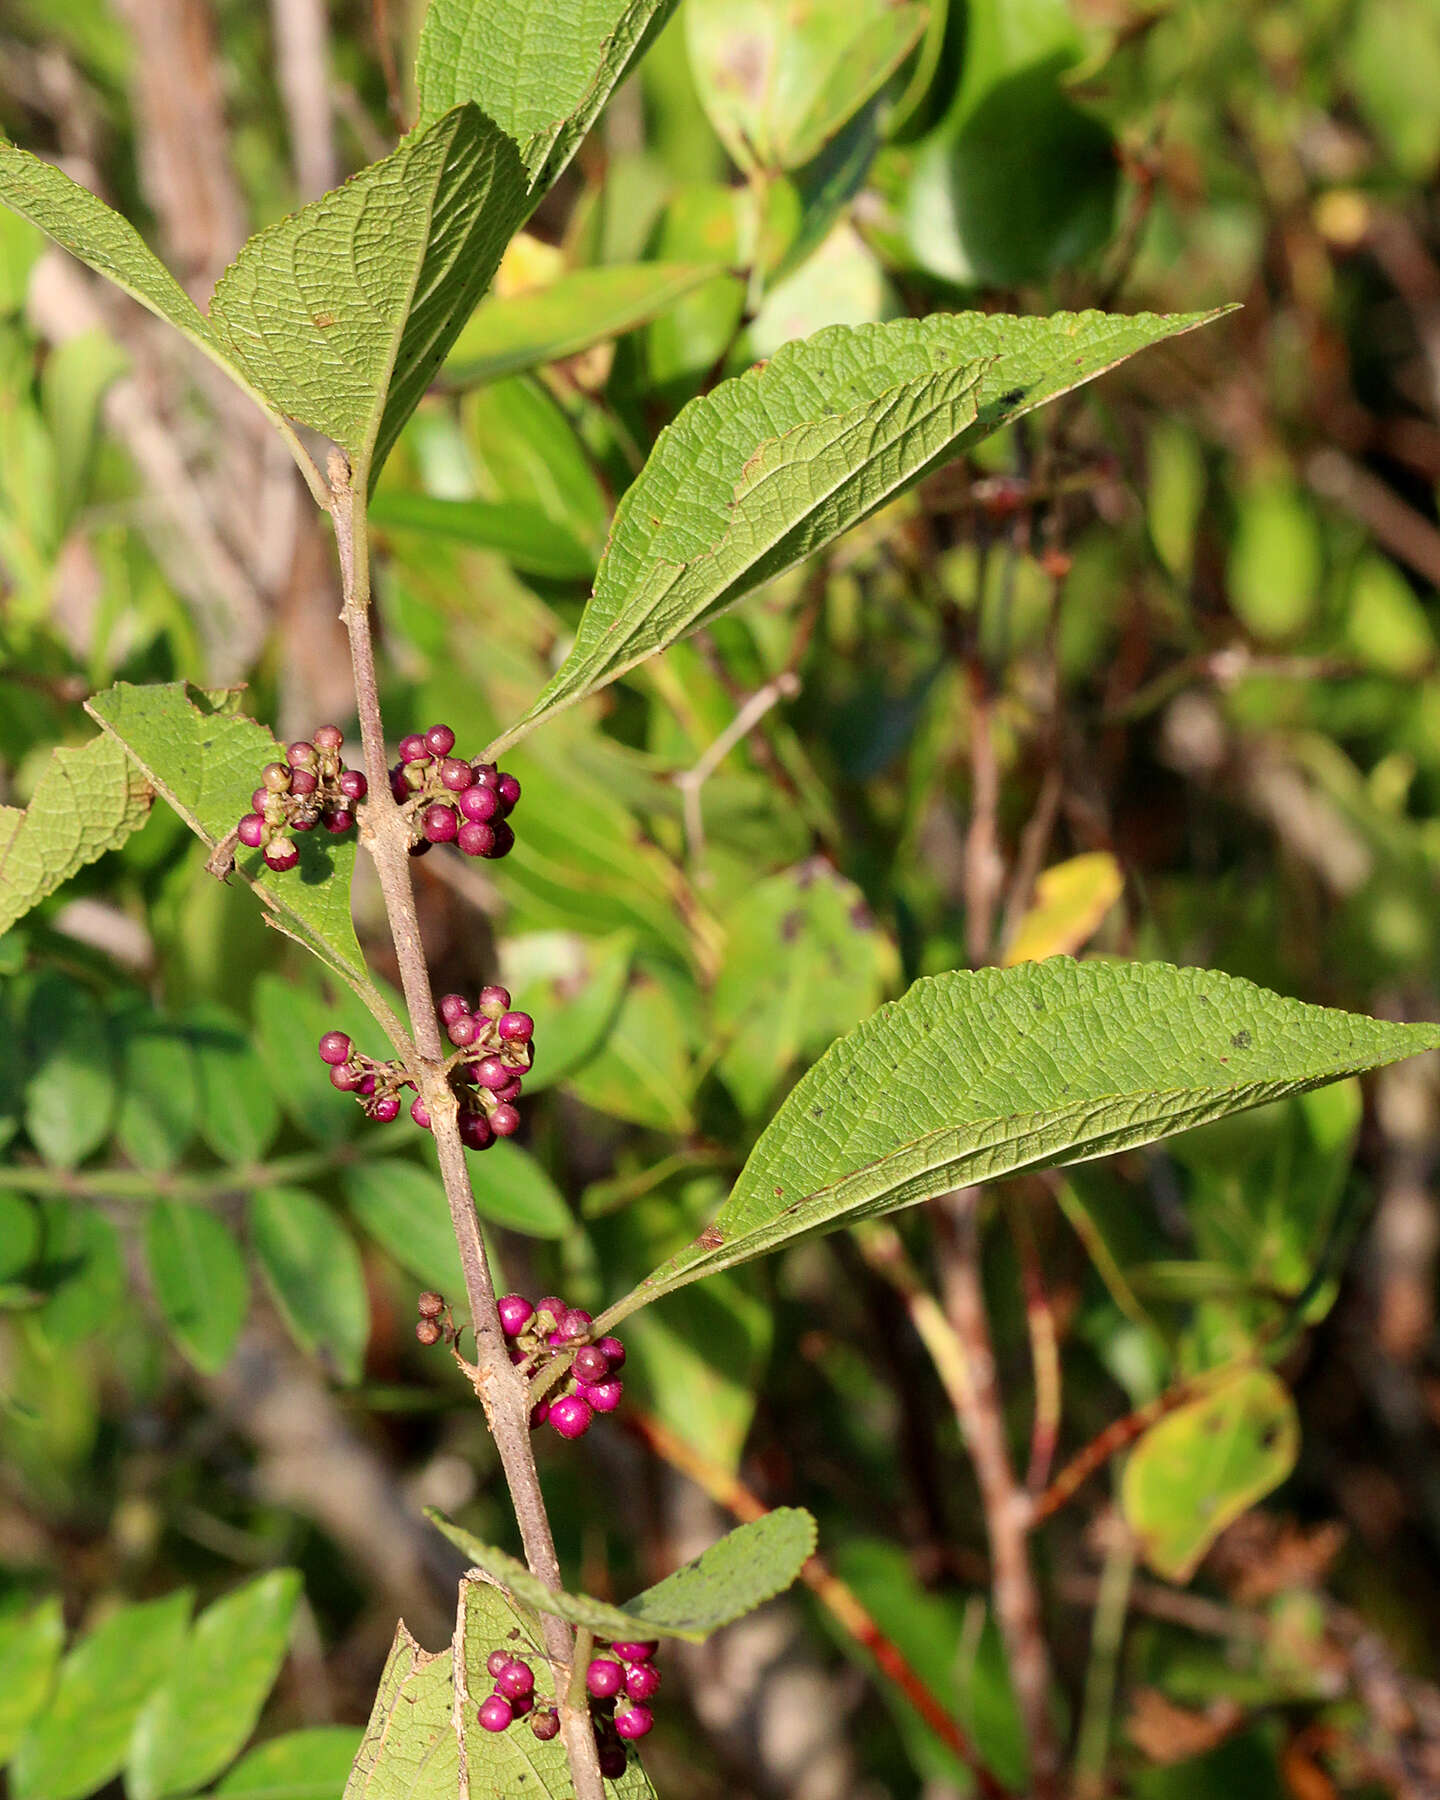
[418,1291,445,1319]
[415,1318,441,1346]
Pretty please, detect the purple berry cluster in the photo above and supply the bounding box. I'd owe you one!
[388,723,521,860]
[235,724,366,871]
[498,1294,626,1440]
[475,1642,657,1778]
[317,987,534,1144]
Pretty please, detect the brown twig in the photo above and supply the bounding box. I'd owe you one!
[327,457,605,1800]
[964,657,1003,967]
[1008,1202,1062,1494]
[624,1408,1014,1800]
[933,1191,1062,1798]
[269,0,339,199]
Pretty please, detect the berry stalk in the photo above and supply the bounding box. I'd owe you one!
[325,454,606,1800]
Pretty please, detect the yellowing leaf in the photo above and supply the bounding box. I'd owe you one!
[1002,852,1123,967]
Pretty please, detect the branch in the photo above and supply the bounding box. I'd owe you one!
[933,1191,1062,1798]
[327,459,606,1800]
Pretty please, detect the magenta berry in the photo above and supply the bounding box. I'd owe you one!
[490,821,515,859]
[496,1659,534,1701]
[422,803,458,844]
[448,1014,481,1048]
[572,1345,610,1384]
[529,1398,550,1429]
[459,1109,493,1150]
[458,783,499,822]
[478,985,511,1017]
[289,768,319,797]
[486,1650,512,1680]
[329,1063,362,1091]
[438,993,471,1024]
[473,1056,510,1090]
[424,723,456,757]
[531,1709,560,1742]
[489,1103,522,1138]
[262,762,291,792]
[477,1694,513,1733]
[597,1744,629,1779]
[370,1094,401,1123]
[557,1307,593,1342]
[237,813,266,849]
[312,724,344,751]
[596,1336,626,1371]
[324,808,354,833]
[625,1662,660,1701]
[549,1395,593,1439]
[497,1011,534,1043]
[410,1096,431,1129]
[398,733,429,763]
[495,771,522,811]
[457,821,497,857]
[582,1379,623,1414]
[614,1704,653,1742]
[493,1076,524,1105]
[318,1030,352,1065]
[497,1294,534,1336]
[611,1641,657,1663]
[586,1657,624,1699]
[535,1295,565,1322]
[338,768,367,800]
[358,1072,377,1096]
[439,756,472,790]
[264,839,299,871]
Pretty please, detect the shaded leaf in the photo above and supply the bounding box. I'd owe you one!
[209,107,526,487]
[144,1203,249,1375]
[493,308,1226,751]
[443,262,719,387]
[507,932,634,1092]
[624,1274,771,1474]
[0,1596,63,1763]
[250,1187,369,1384]
[114,1010,199,1171]
[126,1571,300,1800]
[602,958,1440,1323]
[22,975,114,1167]
[41,328,130,532]
[416,0,682,191]
[0,732,151,935]
[32,1201,124,1341]
[217,1728,364,1799]
[85,683,365,990]
[343,1158,467,1296]
[428,1506,816,1642]
[1121,1369,1300,1582]
[686,0,926,172]
[252,973,358,1149]
[0,1192,39,1282]
[369,492,594,581]
[565,974,695,1134]
[189,1003,282,1166]
[341,1623,457,1800]
[466,1141,571,1239]
[11,1592,190,1800]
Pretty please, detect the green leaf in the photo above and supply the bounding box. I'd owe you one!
[1121,1368,1300,1582]
[416,0,682,191]
[602,958,1440,1323]
[428,1506,816,1643]
[443,262,718,388]
[0,732,152,935]
[0,1596,63,1763]
[217,1728,364,1799]
[189,1003,282,1166]
[208,107,526,487]
[686,0,927,172]
[0,144,219,366]
[510,931,634,1092]
[369,492,595,582]
[342,1159,467,1296]
[84,683,366,990]
[467,1141,571,1239]
[0,1191,39,1282]
[23,974,115,1168]
[11,1591,191,1800]
[453,1576,658,1799]
[341,1623,457,1800]
[252,973,358,1149]
[41,328,131,532]
[144,1203,249,1375]
[493,308,1227,750]
[713,859,897,1118]
[623,1275,771,1474]
[250,1187,369,1384]
[565,973,695,1133]
[113,1010,200,1171]
[126,1571,300,1800]
[32,1201,124,1341]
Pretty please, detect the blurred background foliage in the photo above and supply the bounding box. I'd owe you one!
[3,0,1440,1794]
